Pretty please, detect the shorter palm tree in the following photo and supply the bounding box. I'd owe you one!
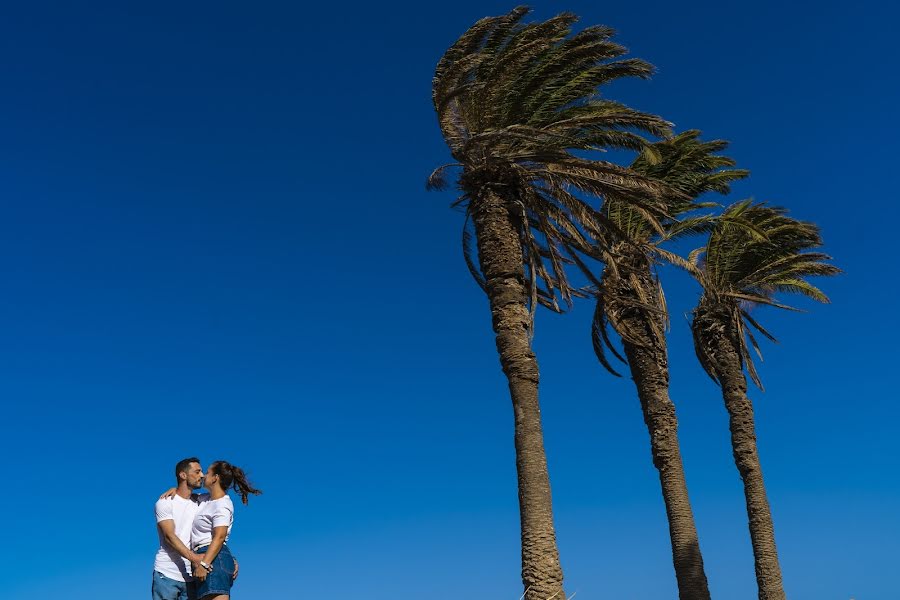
[688,201,840,600]
[591,131,748,600]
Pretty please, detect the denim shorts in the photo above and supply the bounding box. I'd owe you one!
[152,570,197,600]
[194,544,235,598]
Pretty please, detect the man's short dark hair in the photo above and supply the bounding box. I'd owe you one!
[175,457,200,484]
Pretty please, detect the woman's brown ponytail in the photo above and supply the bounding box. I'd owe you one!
[211,461,263,505]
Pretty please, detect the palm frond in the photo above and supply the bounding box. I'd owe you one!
[426,163,461,191]
[461,209,487,292]
[591,295,627,376]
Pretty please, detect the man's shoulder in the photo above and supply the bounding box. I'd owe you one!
[155,494,193,511]
[155,496,175,522]
[155,496,177,510]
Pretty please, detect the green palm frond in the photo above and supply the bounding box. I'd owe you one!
[660,214,720,242]
[652,247,705,279]
[691,201,841,387]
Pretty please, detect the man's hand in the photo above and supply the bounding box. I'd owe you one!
[233,558,239,581]
[192,560,209,582]
[159,488,178,499]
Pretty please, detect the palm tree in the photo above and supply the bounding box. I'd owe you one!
[430,7,675,599]
[688,201,840,600]
[592,131,748,600]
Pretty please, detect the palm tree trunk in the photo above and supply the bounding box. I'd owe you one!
[621,334,711,600]
[472,189,566,600]
[711,332,786,600]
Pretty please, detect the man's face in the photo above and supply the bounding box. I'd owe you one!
[183,462,205,489]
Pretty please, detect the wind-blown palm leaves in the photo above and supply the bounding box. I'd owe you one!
[589,131,748,600]
[689,201,840,600]
[592,130,749,373]
[430,7,677,600]
[431,5,675,313]
[690,201,840,388]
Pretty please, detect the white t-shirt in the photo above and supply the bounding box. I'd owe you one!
[154,494,208,582]
[191,495,234,548]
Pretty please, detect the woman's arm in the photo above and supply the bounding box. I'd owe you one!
[201,526,228,565]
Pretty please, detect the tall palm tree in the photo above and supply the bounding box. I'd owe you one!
[592,131,748,600]
[431,7,675,599]
[688,201,840,600]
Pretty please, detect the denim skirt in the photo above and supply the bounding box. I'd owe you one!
[195,544,235,598]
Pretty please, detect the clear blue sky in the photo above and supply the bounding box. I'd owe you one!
[0,2,896,599]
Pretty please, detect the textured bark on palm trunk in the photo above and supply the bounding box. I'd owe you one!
[472,189,566,600]
[704,313,786,600]
[603,251,710,600]
[622,338,711,600]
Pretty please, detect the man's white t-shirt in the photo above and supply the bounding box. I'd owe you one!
[154,494,208,582]
[191,495,234,548]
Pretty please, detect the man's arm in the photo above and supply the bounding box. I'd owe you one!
[157,520,201,564]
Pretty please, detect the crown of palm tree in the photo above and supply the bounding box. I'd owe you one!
[430,6,677,311]
[610,130,750,242]
[690,200,841,387]
[591,132,748,374]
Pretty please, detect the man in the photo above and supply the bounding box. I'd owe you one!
[152,458,237,600]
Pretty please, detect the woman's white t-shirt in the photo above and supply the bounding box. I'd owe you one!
[191,495,234,547]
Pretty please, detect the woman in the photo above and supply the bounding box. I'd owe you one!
[190,461,261,600]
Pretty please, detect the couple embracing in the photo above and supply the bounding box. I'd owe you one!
[152,458,261,600]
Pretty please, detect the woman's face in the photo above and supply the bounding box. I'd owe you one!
[204,465,218,489]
